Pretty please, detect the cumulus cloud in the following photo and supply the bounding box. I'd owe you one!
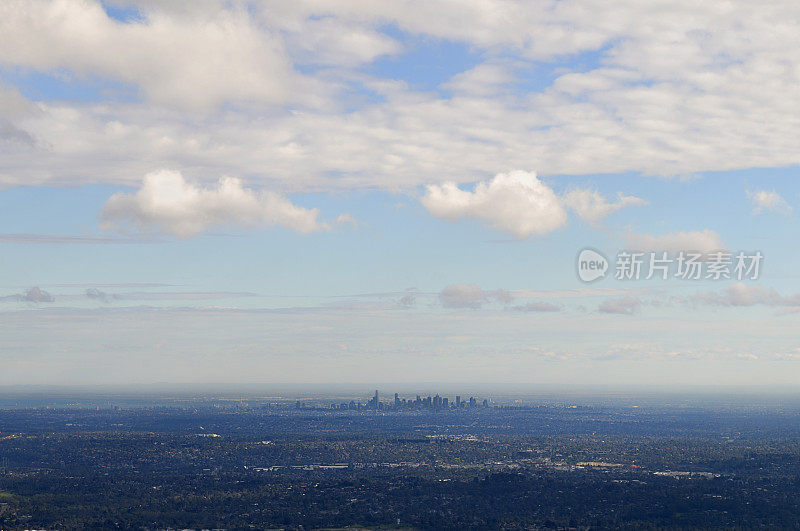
[421,171,567,238]
[563,189,648,225]
[421,172,647,237]
[598,296,641,315]
[100,170,334,238]
[748,190,791,215]
[439,284,513,309]
[624,230,726,254]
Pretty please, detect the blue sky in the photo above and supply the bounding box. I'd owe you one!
[2,1,800,386]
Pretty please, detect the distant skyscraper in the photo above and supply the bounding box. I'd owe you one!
[369,390,379,409]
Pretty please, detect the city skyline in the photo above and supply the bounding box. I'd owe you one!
[298,390,489,411]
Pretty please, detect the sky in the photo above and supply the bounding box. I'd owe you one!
[2,0,800,386]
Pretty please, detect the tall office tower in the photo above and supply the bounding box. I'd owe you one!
[443,397,449,408]
[469,397,476,408]
[395,393,400,408]
[456,396,461,407]
[369,390,379,409]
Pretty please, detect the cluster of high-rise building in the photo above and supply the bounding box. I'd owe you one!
[317,390,489,411]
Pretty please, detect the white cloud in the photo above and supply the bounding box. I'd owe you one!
[439,284,513,309]
[334,213,358,228]
[3,1,800,190]
[0,84,36,122]
[280,16,401,67]
[748,190,791,214]
[421,172,646,237]
[598,296,641,315]
[0,84,37,148]
[276,0,609,59]
[775,349,800,361]
[563,189,648,224]
[705,283,781,307]
[624,230,726,254]
[683,283,800,308]
[100,169,333,238]
[442,63,515,96]
[0,0,305,110]
[421,171,567,238]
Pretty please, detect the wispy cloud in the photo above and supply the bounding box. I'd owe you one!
[510,301,563,312]
[0,288,260,305]
[748,190,791,215]
[624,230,726,254]
[0,233,158,244]
[563,189,648,225]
